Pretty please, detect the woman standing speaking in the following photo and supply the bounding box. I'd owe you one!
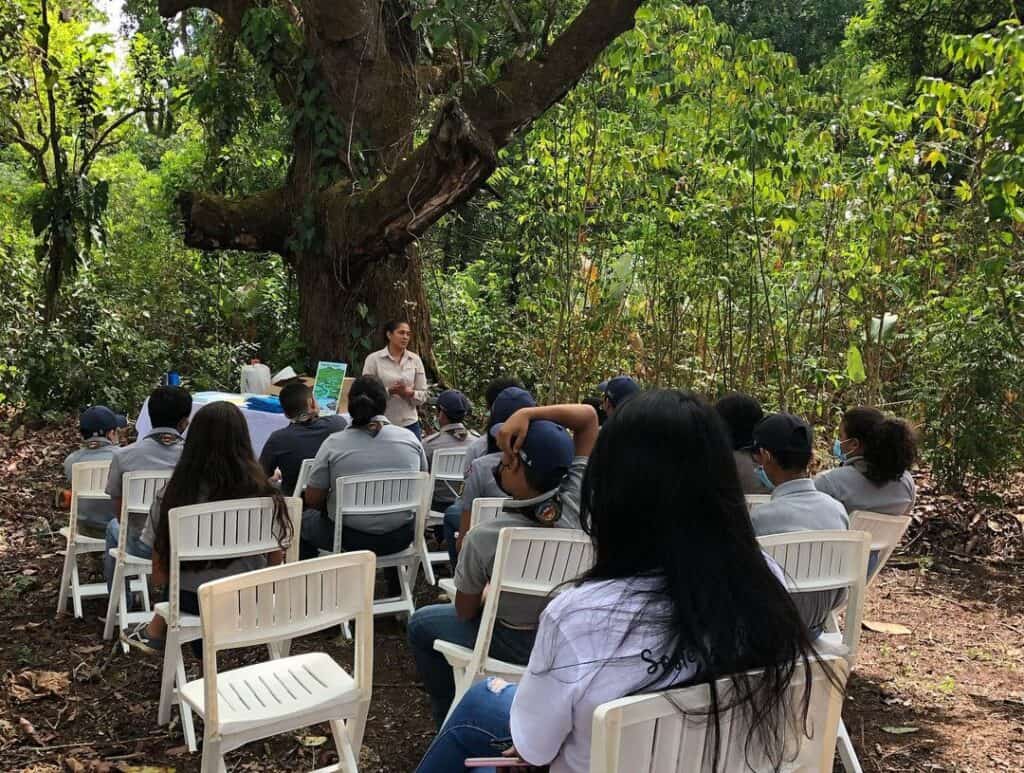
[361,320,429,438]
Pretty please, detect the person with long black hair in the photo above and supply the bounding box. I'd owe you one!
[816,406,917,516]
[123,401,293,653]
[414,390,831,773]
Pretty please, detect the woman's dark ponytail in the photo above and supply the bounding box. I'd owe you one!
[348,375,388,427]
[864,417,917,483]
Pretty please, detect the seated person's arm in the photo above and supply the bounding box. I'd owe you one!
[455,589,483,620]
[304,486,327,510]
[499,403,599,458]
[266,548,285,566]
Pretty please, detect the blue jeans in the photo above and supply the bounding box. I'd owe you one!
[408,603,535,728]
[104,518,152,592]
[443,503,462,567]
[416,678,518,773]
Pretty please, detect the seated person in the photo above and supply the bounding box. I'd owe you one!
[123,401,291,653]
[714,391,772,495]
[751,412,849,635]
[442,386,536,567]
[815,406,917,516]
[422,389,474,512]
[415,390,826,773]
[597,375,640,418]
[408,401,598,728]
[63,406,126,538]
[259,382,348,495]
[103,386,192,591]
[301,375,428,560]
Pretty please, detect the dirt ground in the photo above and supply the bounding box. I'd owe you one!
[0,419,1021,772]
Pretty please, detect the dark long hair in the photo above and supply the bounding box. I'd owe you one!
[347,375,388,428]
[842,406,917,483]
[577,389,830,771]
[153,401,291,565]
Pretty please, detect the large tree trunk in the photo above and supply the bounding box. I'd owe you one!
[162,0,643,372]
[295,248,436,375]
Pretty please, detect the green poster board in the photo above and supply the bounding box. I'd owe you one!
[312,361,348,415]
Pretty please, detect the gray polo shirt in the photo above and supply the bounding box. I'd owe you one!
[422,424,475,505]
[461,452,506,510]
[64,439,118,532]
[307,419,428,534]
[105,428,185,499]
[733,449,772,495]
[750,478,849,633]
[454,456,587,628]
[461,434,489,476]
[814,457,916,516]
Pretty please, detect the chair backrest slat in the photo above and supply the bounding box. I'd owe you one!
[333,472,429,553]
[469,497,507,530]
[69,461,112,534]
[849,510,912,585]
[431,448,467,479]
[118,469,174,553]
[590,656,849,773]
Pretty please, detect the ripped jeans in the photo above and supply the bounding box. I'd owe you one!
[415,677,517,773]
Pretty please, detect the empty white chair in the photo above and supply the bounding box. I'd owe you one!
[182,551,375,772]
[437,497,508,598]
[329,472,430,621]
[849,510,912,585]
[293,457,315,498]
[157,496,302,751]
[758,530,871,773]
[422,447,469,585]
[590,655,850,773]
[56,461,112,618]
[745,493,772,512]
[434,527,594,722]
[103,469,173,647]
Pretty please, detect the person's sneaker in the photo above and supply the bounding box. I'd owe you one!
[120,624,165,655]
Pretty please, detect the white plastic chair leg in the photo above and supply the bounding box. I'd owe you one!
[200,736,225,773]
[157,632,179,726]
[837,719,863,773]
[71,562,84,619]
[101,562,121,640]
[330,718,359,773]
[177,653,197,752]
[56,544,74,617]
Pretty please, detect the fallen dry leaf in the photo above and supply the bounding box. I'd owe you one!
[882,725,920,735]
[9,669,71,701]
[863,620,913,636]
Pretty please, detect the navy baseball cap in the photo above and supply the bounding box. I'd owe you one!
[490,387,536,423]
[599,375,640,407]
[752,413,813,455]
[80,406,127,438]
[435,389,471,421]
[490,419,574,478]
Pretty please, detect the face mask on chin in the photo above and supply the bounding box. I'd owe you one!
[832,438,847,463]
[756,464,775,492]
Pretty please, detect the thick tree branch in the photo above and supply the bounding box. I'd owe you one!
[79,107,148,174]
[334,0,644,260]
[177,188,293,255]
[158,0,254,32]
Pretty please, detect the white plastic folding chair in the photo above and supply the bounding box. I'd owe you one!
[745,493,772,512]
[56,461,113,618]
[328,472,430,621]
[434,527,594,722]
[103,469,173,648]
[758,530,871,773]
[157,496,302,751]
[849,510,912,586]
[181,551,375,772]
[590,655,850,773]
[293,458,315,498]
[422,448,469,585]
[437,497,508,598]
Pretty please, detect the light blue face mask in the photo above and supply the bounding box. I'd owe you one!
[756,465,775,491]
[832,438,849,463]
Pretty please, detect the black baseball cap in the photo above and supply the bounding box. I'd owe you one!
[752,413,813,456]
[435,389,471,421]
[598,376,640,407]
[79,406,127,438]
